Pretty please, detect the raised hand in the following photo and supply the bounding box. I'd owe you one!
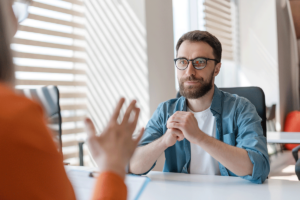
[85,98,144,178]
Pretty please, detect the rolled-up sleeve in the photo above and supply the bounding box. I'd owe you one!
[234,100,270,183]
[139,103,165,147]
[136,103,165,174]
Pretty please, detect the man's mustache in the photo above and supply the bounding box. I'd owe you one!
[181,75,203,82]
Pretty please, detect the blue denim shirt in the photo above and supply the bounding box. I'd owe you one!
[138,85,270,184]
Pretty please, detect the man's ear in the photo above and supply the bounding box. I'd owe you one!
[214,62,221,77]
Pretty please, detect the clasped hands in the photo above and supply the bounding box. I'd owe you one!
[164,111,206,147]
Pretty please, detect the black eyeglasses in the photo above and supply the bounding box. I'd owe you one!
[174,57,219,70]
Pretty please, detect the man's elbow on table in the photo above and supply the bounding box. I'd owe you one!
[242,151,270,184]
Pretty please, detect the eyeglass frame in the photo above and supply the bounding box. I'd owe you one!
[174,57,219,70]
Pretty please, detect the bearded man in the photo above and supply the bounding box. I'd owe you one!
[129,30,270,184]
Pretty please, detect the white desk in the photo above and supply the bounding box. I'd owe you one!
[267,131,300,143]
[66,166,300,200]
[140,172,300,200]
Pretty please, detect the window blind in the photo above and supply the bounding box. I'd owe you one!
[203,0,234,60]
[13,0,87,165]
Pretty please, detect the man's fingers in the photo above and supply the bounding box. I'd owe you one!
[170,128,184,141]
[167,122,182,130]
[110,98,125,123]
[84,118,96,137]
[121,100,137,125]
[167,113,185,123]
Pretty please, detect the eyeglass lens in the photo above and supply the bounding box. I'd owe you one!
[175,58,206,70]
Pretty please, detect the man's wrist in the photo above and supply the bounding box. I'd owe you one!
[196,130,209,146]
[159,134,170,149]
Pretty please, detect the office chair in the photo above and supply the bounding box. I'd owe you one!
[176,87,267,137]
[292,145,300,180]
[17,86,62,152]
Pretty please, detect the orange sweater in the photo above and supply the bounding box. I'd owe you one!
[0,83,127,200]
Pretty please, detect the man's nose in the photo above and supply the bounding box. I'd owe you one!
[185,61,196,76]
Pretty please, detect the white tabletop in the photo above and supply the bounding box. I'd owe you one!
[67,166,300,200]
[140,171,300,200]
[267,131,300,143]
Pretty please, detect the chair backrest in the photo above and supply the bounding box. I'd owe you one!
[176,87,267,137]
[17,86,62,152]
[292,145,300,180]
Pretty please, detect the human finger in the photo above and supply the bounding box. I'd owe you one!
[170,128,184,141]
[168,122,183,130]
[84,118,97,138]
[110,98,125,123]
[168,113,186,123]
[121,100,137,125]
[129,108,140,131]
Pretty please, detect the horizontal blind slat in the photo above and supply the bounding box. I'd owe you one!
[27,14,85,29]
[205,14,232,28]
[63,149,87,160]
[63,151,78,160]
[205,25,232,36]
[62,128,85,135]
[221,45,233,53]
[205,28,233,44]
[31,1,84,17]
[208,0,231,8]
[63,140,80,147]
[204,1,231,15]
[18,26,85,40]
[16,79,86,86]
[60,104,87,110]
[61,0,84,6]
[60,92,87,98]
[62,116,86,123]
[13,38,85,51]
[204,7,231,21]
[13,52,86,63]
[222,51,233,57]
[15,65,86,74]
[222,56,233,60]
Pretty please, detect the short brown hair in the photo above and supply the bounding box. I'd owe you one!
[176,30,222,63]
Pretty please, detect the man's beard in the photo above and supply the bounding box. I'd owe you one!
[179,70,214,99]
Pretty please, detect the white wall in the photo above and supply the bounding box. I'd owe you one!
[239,0,279,107]
[144,0,175,171]
[276,0,299,127]
[238,0,299,130]
[145,0,176,115]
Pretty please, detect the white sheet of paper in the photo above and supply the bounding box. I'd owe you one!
[67,169,149,200]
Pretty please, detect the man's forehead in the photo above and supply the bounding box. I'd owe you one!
[177,40,214,58]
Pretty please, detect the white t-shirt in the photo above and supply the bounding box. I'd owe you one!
[188,106,221,175]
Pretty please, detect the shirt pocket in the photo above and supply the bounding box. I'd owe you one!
[223,132,236,146]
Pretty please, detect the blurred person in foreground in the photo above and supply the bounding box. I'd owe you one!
[129,30,270,184]
[0,0,141,199]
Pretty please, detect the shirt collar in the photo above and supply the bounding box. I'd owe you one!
[179,84,223,115]
[210,85,222,115]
